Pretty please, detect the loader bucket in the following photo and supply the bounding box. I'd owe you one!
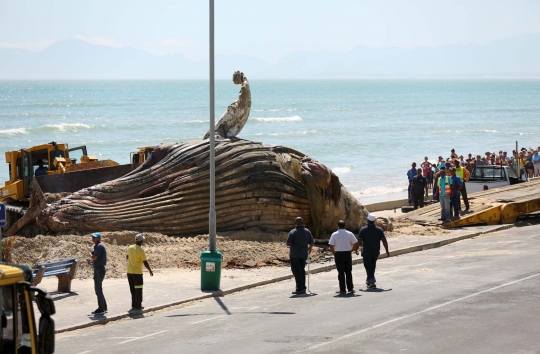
[36,164,138,194]
[5,164,138,237]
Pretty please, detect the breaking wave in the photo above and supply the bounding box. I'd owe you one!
[253,116,302,123]
[329,108,353,111]
[332,166,352,175]
[40,123,93,132]
[185,119,209,124]
[270,130,321,136]
[353,185,407,198]
[0,128,29,136]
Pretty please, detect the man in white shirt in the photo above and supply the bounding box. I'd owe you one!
[328,220,359,295]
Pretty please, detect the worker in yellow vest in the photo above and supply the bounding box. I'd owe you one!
[437,166,452,221]
[126,234,154,313]
[454,161,470,211]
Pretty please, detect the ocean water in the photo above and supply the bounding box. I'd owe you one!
[1,80,539,204]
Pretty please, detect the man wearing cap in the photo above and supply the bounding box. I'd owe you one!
[328,220,358,294]
[286,217,314,295]
[355,214,389,289]
[126,234,154,312]
[88,232,107,315]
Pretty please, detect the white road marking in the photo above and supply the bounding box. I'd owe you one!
[247,306,260,310]
[76,351,91,354]
[299,272,540,352]
[498,241,520,245]
[379,261,433,275]
[116,330,168,345]
[265,302,283,308]
[190,315,227,324]
[410,261,433,267]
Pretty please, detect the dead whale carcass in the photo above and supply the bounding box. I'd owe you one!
[37,72,368,237]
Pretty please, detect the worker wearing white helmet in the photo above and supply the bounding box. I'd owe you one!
[354,214,390,289]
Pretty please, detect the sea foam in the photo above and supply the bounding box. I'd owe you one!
[41,123,93,132]
[0,128,28,136]
[353,185,407,198]
[253,116,302,123]
[332,166,352,175]
[270,130,319,136]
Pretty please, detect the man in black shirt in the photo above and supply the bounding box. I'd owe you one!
[88,232,108,314]
[411,168,428,209]
[355,214,390,289]
[286,217,314,295]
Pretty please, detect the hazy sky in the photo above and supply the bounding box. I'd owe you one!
[1,0,540,63]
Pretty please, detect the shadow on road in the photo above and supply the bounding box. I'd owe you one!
[87,313,107,321]
[359,288,392,293]
[214,297,232,315]
[290,293,318,299]
[50,291,79,301]
[333,293,361,298]
[165,311,295,318]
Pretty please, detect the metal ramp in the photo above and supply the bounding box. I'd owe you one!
[402,178,540,228]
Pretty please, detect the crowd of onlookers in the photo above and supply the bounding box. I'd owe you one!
[405,146,540,222]
[410,147,540,189]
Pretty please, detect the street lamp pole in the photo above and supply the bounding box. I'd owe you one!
[208,0,216,252]
[200,0,221,291]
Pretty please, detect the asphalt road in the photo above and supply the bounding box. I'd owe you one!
[57,224,540,354]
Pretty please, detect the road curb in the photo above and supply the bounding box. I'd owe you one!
[56,223,514,334]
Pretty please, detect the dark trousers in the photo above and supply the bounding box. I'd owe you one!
[93,268,107,311]
[432,186,439,202]
[407,183,413,204]
[362,253,379,284]
[451,193,460,217]
[127,273,144,309]
[413,192,425,209]
[290,257,307,291]
[461,182,470,210]
[334,251,354,292]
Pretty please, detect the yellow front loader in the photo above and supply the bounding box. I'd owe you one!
[0,142,137,237]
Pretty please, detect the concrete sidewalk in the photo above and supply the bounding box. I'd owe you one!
[40,224,512,333]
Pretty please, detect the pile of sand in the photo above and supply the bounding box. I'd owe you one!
[385,218,449,237]
[4,219,446,280]
[5,228,337,280]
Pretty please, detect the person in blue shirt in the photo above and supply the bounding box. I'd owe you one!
[532,150,540,177]
[449,167,463,219]
[286,217,314,295]
[88,232,108,315]
[437,166,452,221]
[407,162,417,206]
[34,159,48,177]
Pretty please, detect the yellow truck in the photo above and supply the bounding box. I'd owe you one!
[1,263,56,354]
[1,142,137,237]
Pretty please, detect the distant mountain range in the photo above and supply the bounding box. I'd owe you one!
[1,33,539,79]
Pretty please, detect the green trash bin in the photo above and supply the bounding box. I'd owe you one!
[200,250,223,290]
